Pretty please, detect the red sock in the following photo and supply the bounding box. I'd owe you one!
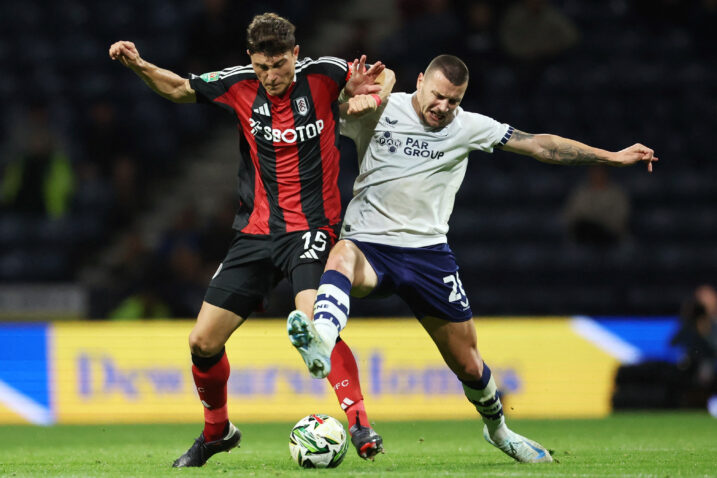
[327,339,369,432]
[192,351,230,441]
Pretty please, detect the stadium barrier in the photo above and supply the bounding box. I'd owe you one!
[2,317,669,425]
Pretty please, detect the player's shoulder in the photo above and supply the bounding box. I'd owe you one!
[191,63,257,86]
[216,63,257,82]
[378,92,417,122]
[454,106,500,128]
[296,56,349,77]
[386,92,412,109]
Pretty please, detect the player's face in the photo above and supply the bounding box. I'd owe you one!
[249,45,299,96]
[413,70,467,128]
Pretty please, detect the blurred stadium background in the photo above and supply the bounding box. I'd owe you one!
[1,0,715,426]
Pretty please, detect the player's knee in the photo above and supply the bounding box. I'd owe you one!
[325,241,357,277]
[188,330,224,357]
[455,359,485,382]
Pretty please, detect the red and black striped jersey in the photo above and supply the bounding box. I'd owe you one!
[189,57,350,235]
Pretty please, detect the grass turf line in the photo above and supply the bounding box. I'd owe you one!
[0,412,715,477]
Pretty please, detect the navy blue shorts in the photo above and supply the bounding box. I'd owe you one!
[347,240,473,322]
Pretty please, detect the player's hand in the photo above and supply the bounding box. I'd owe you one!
[613,143,659,173]
[109,41,142,69]
[346,94,380,116]
[345,55,385,97]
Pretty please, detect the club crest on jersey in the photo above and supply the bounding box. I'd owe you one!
[375,131,402,154]
[294,97,309,116]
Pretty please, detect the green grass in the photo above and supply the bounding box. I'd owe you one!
[1,413,715,477]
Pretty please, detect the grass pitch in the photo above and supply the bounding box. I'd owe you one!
[1,412,715,477]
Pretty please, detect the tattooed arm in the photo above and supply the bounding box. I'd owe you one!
[499,129,658,172]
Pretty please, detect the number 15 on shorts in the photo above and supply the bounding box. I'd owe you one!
[299,230,327,260]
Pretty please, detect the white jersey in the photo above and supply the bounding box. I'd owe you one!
[340,92,512,247]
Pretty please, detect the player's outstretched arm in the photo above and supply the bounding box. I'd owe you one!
[109,40,196,103]
[500,130,659,173]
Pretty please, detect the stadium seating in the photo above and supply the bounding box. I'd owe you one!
[1,0,714,317]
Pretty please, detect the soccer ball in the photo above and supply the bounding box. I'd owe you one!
[289,414,349,468]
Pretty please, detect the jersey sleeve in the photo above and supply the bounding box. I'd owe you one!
[462,109,513,153]
[340,103,384,161]
[189,67,245,114]
[339,112,362,141]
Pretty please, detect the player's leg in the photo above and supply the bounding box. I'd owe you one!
[288,271,371,432]
[400,243,551,463]
[288,239,377,377]
[286,237,383,459]
[173,301,245,468]
[313,239,378,348]
[188,301,245,440]
[420,316,552,463]
[174,234,277,467]
[319,240,382,458]
[328,337,383,460]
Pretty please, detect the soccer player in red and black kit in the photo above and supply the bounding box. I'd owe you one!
[109,12,394,467]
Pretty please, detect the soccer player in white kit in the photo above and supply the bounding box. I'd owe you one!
[288,55,658,463]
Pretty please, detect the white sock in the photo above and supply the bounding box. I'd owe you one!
[312,272,351,346]
[463,374,509,441]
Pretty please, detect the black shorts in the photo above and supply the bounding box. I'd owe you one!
[204,225,339,318]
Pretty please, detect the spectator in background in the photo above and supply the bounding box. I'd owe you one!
[499,0,579,94]
[108,280,171,320]
[460,1,501,65]
[695,285,717,324]
[563,166,630,248]
[107,231,156,295]
[163,241,207,318]
[156,205,201,259]
[73,159,113,217]
[153,205,206,317]
[82,98,129,177]
[110,153,144,228]
[1,100,75,219]
[613,285,717,411]
[670,284,717,406]
[99,230,167,319]
[199,195,236,267]
[456,1,501,103]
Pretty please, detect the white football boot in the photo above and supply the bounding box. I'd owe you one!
[287,310,332,379]
[483,425,553,463]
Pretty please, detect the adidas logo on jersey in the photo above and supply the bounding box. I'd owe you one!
[300,249,319,260]
[253,103,270,116]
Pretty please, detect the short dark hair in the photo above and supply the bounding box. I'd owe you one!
[246,13,296,56]
[425,55,469,86]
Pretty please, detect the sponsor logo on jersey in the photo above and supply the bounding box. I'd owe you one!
[294,97,309,116]
[375,132,446,159]
[200,71,220,82]
[249,118,325,144]
[375,131,402,153]
[402,136,445,159]
[253,103,270,116]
